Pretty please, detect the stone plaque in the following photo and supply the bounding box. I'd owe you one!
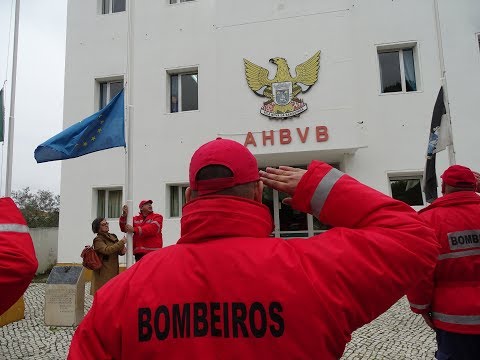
[44,266,85,326]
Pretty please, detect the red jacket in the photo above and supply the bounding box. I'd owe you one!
[408,191,480,334]
[119,212,163,255]
[69,161,438,359]
[0,197,38,315]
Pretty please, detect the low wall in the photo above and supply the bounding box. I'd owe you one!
[30,228,58,275]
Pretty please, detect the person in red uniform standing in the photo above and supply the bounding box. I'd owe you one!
[69,138,438,360]
[0,197,38,315]
[119,200,163,261]
[408,165,480,360]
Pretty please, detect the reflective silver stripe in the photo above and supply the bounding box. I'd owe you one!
[310,168,344,217]
[136,247,161,251]
[0,224,29,233]
[150,221,161,233]
[438,249,480,260]
[409,302,430,310]
[432,312,480,325]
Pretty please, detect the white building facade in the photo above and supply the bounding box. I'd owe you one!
[59,0,480,263]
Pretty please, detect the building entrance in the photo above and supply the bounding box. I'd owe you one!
[262,186,329,238]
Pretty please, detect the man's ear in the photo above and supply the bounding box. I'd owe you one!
[253,181,264,203]
[185,187,192,203]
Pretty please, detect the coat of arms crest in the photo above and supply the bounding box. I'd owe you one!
[244,51,320,119]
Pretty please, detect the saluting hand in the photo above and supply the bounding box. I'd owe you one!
[259,166,306,206]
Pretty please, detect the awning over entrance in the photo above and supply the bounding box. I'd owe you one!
[254,146,366,168]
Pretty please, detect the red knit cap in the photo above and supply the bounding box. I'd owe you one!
[189,138,260,195]
[441,165,476,189]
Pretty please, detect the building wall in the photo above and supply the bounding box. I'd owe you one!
[30,228,58,274]
[59,0,480,262]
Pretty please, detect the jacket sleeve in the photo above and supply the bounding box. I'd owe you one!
[68,266,137,360]
[289,161,439,334]
[407,211,438,314]
[0,197,38,315]
[93,235,125,256]
[135,213,163,238]
[119,215,126,232]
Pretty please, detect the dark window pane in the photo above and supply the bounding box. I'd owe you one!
[170,0,177,3]
[97,190,106,217]
[379,51,402,93]
[100,83,108,109]
[403,49,417,92]
[181,73,198,111]
[390,179,424,206]
[112,0,126,12]
[278,191,307,234]
[102,0,110,14]
[170,75,179,113]
[181,186,187,208]
[170,187,179,217]
[110,81,123,100]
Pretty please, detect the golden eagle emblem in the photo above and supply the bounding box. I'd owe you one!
[244,51,320,119]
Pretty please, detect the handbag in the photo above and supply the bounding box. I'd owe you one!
[81,244,103,270]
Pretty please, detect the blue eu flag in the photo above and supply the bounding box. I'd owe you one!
[35,89,125,163]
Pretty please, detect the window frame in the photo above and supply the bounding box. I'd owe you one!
[168,184,188,218]
[376,42,421,95]
[96,77,124,110]
[167,68,199,113]
[94,187,123,220]
[387,172,426,208]
[100,0,126,14]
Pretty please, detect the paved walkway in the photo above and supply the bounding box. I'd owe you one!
[0,283,436,359]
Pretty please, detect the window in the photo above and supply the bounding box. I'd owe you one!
[99,80,123,109]
[389,175,424,206]
[169,71,198,113]
[96,188,122,218]
[102,0,126,14]
[378,47,417,93]
[169,0,195,4]
[169,185,188,217]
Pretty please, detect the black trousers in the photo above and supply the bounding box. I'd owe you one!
[436,329,480,360]
[134,253,145,262]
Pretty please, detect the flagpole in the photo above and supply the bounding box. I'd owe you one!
[433,0,455,165]
[124,0,135,268]
[4,0,20,197]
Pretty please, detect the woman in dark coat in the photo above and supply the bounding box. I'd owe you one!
[90,217,126,295]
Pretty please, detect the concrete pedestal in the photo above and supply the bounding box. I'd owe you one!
[44,266,85,327]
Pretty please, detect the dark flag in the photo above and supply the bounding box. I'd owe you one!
[34,89,125,163]
[424,154,438,203]
[423,87,452,203]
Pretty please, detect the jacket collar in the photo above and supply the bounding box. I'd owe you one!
[178,195,273,244]
[420,191,480,214]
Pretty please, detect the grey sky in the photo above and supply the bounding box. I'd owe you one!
[0,0,66,195]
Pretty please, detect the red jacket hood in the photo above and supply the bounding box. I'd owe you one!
[178,195,273,244]
[419,191,480,214]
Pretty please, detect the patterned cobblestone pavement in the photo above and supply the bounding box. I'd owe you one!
[1,284,435,359]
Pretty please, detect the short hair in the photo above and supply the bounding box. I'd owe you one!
[445,183,475,195]
[92,217,105,234]
[193,165,256,199]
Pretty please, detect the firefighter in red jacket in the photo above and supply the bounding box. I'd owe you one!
[408,165,480,359]
[119,200,163,261]
[69,138,438,359]
[0,197,38,315]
